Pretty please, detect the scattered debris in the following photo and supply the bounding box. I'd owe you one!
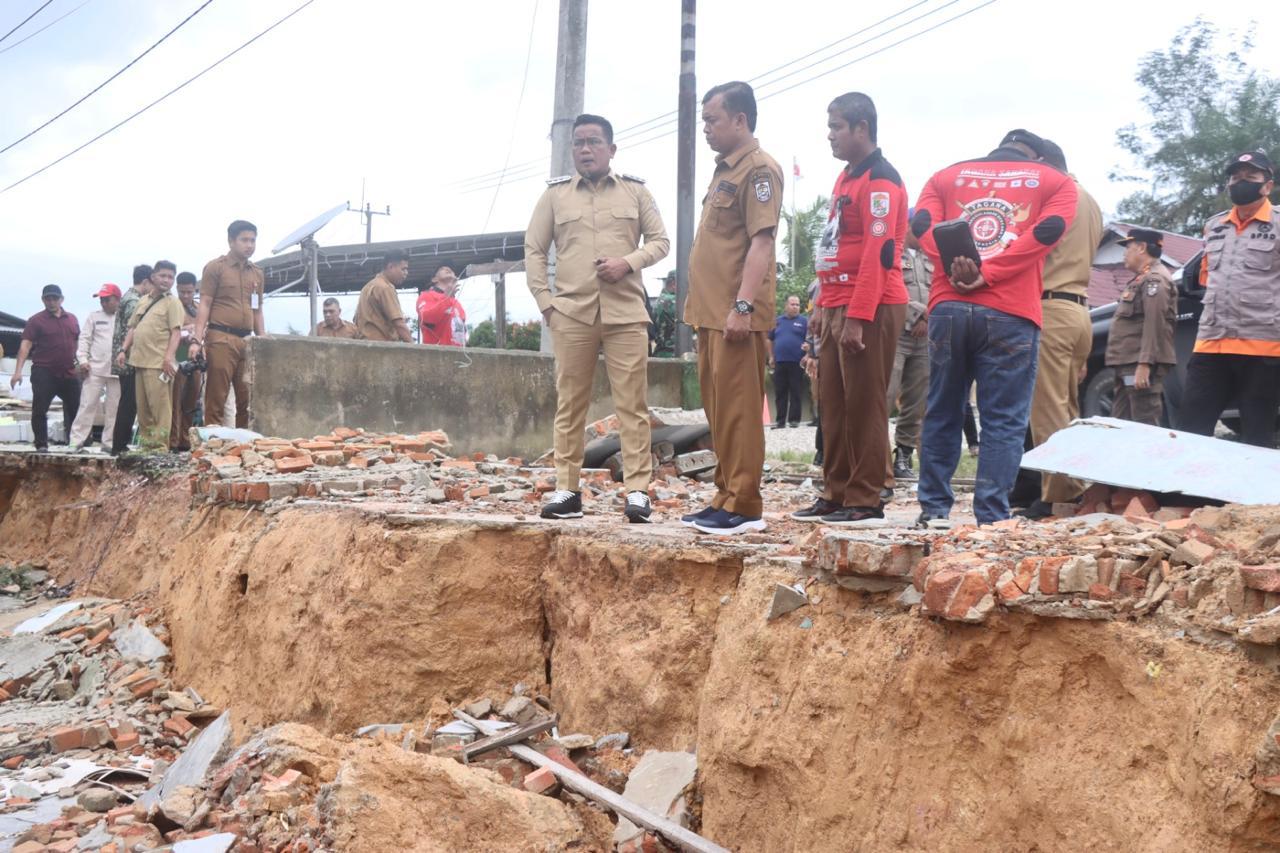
[766,582,808,620]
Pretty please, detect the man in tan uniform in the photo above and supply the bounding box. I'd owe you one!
[1106,228,1177,425]
[1020,141,1104,519]
[682,81,783,535]
[354,250,413,343]
[525,113,670,523]
[189,220,265,428]
[314,297,358,338]
[119,261,185,451]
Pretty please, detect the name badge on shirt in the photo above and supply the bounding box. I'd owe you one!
[250,291,260,310]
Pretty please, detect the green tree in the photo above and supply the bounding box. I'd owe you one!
[778,195,829,313]
[1114,18,1280,235]
[467,317,541,351]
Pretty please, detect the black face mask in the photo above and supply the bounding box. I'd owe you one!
[1229,179,1267,206]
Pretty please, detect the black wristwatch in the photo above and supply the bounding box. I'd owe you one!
[733,299,754,315]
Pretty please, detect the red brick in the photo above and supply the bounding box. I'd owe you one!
[1096,557,1116,589]
[1170,585,1189,607]
[945,570,993,620]
[407,452,435,462]
[164,716,195,738]
[540,745,582,774]
[230,483,249,502]
[922,569,965,615]
[275,456,313,474]
[444,459,477,471]
[523,766,558,795]
[2,754,24,769]
[84,630,110,649]
[333,427,359,439]
[1038,556,1068,595]
[1088,583,1114,601]
[534,479,555,493]
[268,447,302,460]
[48,726,85,752]
[225,445,244,457]
[298,482,320,498]
[349,456,373,469]
[298,441,337,451]
[1122,497,1151,519]
[1117,572,1147,597]
[243,482,270,503]
[444,485,467,502]
[468,485,490,498]
[1241,566,1280,593]
[391,440,428,453]
[129,677,162,698]
[113,731,139,751]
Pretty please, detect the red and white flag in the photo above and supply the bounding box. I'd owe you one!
[793,157,801,178]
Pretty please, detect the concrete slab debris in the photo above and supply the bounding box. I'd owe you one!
[109,618,170,663]
[1021,417,1280,504]
[766,582,809,620]
[0,634,61,682]
[11,601,85,635]
[614,750,699,847]
[173,832,239,853]
[140,711,233,810]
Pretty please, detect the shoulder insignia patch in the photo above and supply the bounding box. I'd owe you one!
[1146,280,1159,297]
[620,173,645,183]
[754,173,773,203]
[546,175,572,185]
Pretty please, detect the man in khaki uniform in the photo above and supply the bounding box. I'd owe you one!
[525,113,670,523]
[189,220,264,428]
[682,81,783,535]
[314,297,358,338]
[887,229,933,480]
[354,250,413,342]
[1106,228,1177,425]
[1021,141,1104,518]
[119,261,184,451]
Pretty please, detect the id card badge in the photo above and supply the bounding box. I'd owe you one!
[1122,374,1137,387]
[250,290,261,310]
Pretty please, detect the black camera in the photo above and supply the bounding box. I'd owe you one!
[178,355,207,376]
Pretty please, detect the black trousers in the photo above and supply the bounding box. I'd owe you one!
[773,361,805,425]
[30,366,80,449]
[1180,352,1280,448]
[112,371,137,453]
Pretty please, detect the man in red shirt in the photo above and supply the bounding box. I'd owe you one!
[791,92,908,526]
[9,285,81,452]
[912,129,1078,526]
[417,265,467,347]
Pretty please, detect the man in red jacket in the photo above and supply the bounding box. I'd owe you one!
[791,92,908,526]
[912,129,1078,526]
[417,265,467,346]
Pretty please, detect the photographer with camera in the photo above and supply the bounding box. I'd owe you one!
[169,272,203,451]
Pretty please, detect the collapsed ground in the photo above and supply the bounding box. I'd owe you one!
[0,432,1279,851]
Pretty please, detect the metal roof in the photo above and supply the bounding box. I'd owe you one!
[258,231,525,295]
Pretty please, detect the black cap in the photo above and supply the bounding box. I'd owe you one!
[1116,227,1164,249]
[41,284,62,298]
[662,270,676,282]
[1039,139,1067,171]
[1000,128,1045,157]
[1226,149,1275,178]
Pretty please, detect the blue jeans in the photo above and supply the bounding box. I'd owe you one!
[918,301,1040,525]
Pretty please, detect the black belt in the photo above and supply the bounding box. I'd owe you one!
[1042,292,1088,306]
[208,322,252,338]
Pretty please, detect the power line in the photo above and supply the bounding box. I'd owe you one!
[0,0,320,195]
[447,0,939,191]
[480,0,540,235]
[458,0,1000,198]
[1,0,215,155]
[0,0,94,56]
[0,0,54,46]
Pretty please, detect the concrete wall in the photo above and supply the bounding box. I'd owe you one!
[248,337,687,459]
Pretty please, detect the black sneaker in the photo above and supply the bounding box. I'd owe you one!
[624,491,652,523]
[540,490,583,519]
[680,505,717,526]
[771,422,787,430]
[812,452,824,466]
[914,511,953,530]
[34,445,49,454]
[880,486,895,504]
[790,497,840,521]
[788,422,800,428]
[691,509,767,535]
[1014,499,1055,520]
[820,506,886,527]
[892,446,915,480]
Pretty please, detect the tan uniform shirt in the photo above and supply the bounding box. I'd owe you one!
[354,274,405,342]
[1105,265,1177,367]
[686,141,783,331]
[314,319,357,339]
[198,254,264,332]
[525,169,670,326]
[1040,178,1104,297]
[901,248,933,331]
[127,293,185,369]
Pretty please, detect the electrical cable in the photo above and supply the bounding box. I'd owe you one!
[0,0,54,46]
[0,0,94,56]
[0,0,320,195]
[1,0,215,155]
[480,0,539,235]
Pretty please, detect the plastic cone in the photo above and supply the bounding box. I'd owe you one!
[762,395,771,426]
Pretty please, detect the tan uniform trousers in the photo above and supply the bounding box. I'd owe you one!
[819,304,905,508]
[1111,364,1167,426]
[888,332,929,450]
[204,329,250,428]
[549,310,652,493]
[697,328,767,518]
[1029,298,1092,504]
[135,368,173,451]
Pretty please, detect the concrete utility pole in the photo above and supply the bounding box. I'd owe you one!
[675,0,696,357]
[346,201,391,244]
[540,0,588,353]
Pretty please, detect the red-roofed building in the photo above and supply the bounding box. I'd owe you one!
[1088,222,1203,306]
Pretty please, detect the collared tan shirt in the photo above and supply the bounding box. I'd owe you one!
[686,140,783,331]
[127,293,185,369]
[525,169,670,326]
[901,248,933,331]
[1105,264,1177,367]
[354,273,405,342]
[1040,178,1104,297]
[314,319,357,339]
[199,254,264,331]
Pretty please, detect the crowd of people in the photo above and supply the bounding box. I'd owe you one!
[528,82,1280,535]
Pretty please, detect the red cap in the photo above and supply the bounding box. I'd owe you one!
[93,283,122,298]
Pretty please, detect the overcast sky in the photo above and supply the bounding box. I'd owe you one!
[2,0,1279,335]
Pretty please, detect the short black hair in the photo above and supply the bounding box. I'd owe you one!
[383,249,409,268]
[573,113,614,145]
[176,271,197,285]
[132,264,153,285]
[1000,128,1045,158]
[227,220,257,241]
[1040,139,1067,171]
[828,92,877,143]
[323,297,340,308]
[153,260,177,274]
[703,81,757,132]
[1141,241,1162,259]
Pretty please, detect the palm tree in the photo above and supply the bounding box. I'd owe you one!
[781,195,830,272]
